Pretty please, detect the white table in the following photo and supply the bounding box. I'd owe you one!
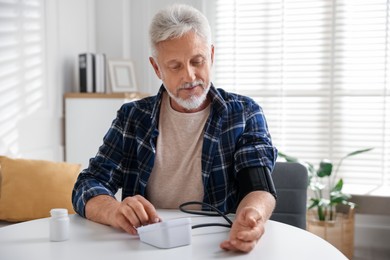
[0,210,347,260]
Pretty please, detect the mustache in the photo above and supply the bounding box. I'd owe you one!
[179,80,205,89]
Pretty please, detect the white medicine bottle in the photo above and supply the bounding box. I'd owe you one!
[50,208,70,242]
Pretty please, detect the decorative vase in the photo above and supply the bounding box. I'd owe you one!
[306,207,355,259]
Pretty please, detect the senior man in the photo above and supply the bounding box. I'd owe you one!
[72,4,277,253]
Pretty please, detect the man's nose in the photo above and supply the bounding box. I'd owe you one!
[183,65,196,82]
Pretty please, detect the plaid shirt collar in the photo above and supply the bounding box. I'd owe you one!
[150,83,228,126]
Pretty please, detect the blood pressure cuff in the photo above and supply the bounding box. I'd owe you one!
[237,167,277,202]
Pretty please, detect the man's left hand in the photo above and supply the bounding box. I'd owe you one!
[220,206,265,253]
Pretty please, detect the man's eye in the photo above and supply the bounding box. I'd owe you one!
[192,60,204,66]
[169,65,181,70]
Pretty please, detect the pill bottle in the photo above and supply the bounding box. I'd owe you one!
[50,208,69,242]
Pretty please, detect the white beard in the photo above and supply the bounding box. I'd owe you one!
[165,80,210,111]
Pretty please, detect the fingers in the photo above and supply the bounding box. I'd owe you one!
[220,206,265,252]
[220,239,257,253]
[137,196,161,224]
[115,213,138,235]
[236,225,264,241]
[114,195,160,235]
[220,225,264,252]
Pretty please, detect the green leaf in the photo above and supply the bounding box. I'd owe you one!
[330,192,351,205]
[308,198,320,209]
[331,178,343,192]
[343,147,374,159]
[318,198,330,207]
[317,160,333,177]
[315,199,330,221]
[333,147,374,179]
[278,151,316,177]
[279,148,374,219]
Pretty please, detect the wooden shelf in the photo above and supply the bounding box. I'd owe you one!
[64,92,150,99]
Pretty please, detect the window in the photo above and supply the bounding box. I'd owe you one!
[0,0,46,154]
[214,0,389,194]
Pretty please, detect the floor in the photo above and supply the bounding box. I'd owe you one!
[354,247,390,260]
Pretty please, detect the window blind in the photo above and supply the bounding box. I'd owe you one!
[0,0,45,153]
[214,0,389,192]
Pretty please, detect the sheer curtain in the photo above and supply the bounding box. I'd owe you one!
[213,0,389,194]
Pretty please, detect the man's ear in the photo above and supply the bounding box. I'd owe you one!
[149,57,163,79]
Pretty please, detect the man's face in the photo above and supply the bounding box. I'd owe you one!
[150,31,214,113]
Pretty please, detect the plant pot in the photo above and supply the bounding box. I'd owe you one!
[306,207,355,259]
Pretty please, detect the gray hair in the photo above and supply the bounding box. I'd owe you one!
[149,4,212,57]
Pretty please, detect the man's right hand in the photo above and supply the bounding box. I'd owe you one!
[85,195,161,235]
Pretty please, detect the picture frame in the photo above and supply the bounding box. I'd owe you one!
[108,60,137,92]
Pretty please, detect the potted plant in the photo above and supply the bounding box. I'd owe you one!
[278,147,374,259]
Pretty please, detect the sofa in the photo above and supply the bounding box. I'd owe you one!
[0,156,80,226]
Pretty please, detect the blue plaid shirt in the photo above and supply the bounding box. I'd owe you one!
[72,84,277,217]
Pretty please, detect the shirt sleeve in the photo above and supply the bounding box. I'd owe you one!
[234,99,278,173]
[71,107,126,217]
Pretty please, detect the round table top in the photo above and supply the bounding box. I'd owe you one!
[0,210,347,260]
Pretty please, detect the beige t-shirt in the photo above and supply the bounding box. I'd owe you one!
[146,92,210,209]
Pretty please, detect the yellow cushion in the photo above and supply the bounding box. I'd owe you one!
[0,156,80,222]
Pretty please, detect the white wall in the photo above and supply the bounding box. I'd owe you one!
[41,0,96,160]
[95,0,207,95]
[95,0,129,60]
[56,0,96,94]
[0,0,213,160]
[0,0,210,161]
[0,0,95,161]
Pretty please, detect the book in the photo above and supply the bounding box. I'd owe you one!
[94,53,107,93]
[78,53,95,93]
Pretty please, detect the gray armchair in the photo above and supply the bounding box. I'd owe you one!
[270,162,308,229]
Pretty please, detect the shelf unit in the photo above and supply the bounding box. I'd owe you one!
[64,92,149,169]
